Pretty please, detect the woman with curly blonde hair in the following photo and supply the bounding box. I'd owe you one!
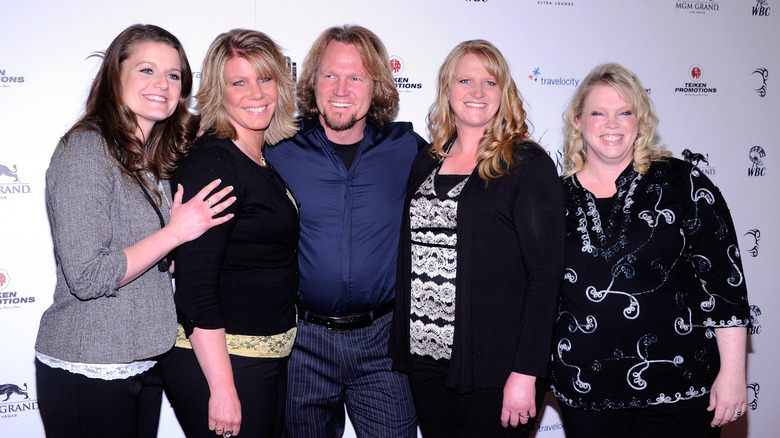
[391,40,565,437]
[427,39,533,185]
[550,63,749,438]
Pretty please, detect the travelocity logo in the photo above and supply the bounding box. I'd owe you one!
[528,67,579,87]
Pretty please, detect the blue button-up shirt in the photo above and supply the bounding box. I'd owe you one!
[265,117,426,315]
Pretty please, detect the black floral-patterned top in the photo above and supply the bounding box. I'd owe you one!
[549,158,750,411]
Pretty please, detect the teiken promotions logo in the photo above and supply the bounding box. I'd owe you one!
[674,64,717,96]
[0,268,37,310]
[0,268,9,292]
[390,55,422,93]
[0,68,25,88]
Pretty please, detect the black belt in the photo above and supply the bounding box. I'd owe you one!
[298,300,394,331]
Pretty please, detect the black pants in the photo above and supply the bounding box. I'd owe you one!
[36,358,163,438]
[408,356,545,438]
[160,346,287,438]
[558,396,721,438]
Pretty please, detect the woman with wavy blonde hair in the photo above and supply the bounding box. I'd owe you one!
[391,40,565,437]
[549,63,749,438]
[160,29,299,438]
[427,39,532,185]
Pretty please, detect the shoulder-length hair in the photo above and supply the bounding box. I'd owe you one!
[197,29,298,146]
[296,24,399,125]
[427,40,531,185]
[562,62,670,178]
[65,24,195,192]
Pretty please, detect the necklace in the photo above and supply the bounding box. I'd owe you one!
[235,136,267,167]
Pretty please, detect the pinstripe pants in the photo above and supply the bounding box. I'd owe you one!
[284,312,417,438]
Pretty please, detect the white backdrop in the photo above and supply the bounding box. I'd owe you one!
[0,1,776,437]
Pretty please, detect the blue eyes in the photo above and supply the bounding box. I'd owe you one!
[458,79,496,86]
[231,78,273,87]
[139,68,180,81]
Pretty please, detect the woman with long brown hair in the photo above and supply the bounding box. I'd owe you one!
[35,24,234,437]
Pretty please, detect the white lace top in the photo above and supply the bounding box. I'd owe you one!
[36,351,155,380]
[408,169,469,360]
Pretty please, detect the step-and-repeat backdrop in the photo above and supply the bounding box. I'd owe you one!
[1,1,775,437]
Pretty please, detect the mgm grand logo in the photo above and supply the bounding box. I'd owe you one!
[0,162,31,197]
[0,382,38,418]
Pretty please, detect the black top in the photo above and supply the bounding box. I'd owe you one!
[329,140,360,171]
[549,158,750,410]
[172,132,299,337]
[391,141,565,392]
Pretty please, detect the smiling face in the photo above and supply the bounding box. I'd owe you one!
[447,53,501,135]
[577,84,638,171]
[315,41,374,141]
[120,41,183,140]
[222,56,278,144]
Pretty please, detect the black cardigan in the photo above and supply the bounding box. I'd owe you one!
[391,141,565,392]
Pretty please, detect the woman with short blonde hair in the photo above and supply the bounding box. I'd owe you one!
[160,29,299,438]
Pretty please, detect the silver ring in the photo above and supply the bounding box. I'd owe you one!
[224,431,233,438]
[734,411,742,417]
[206,199,213,207]
[520,414,531,419]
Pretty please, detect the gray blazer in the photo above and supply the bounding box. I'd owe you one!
[35,131,177,364]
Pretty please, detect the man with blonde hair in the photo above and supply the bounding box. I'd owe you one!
[265,24,424,437]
